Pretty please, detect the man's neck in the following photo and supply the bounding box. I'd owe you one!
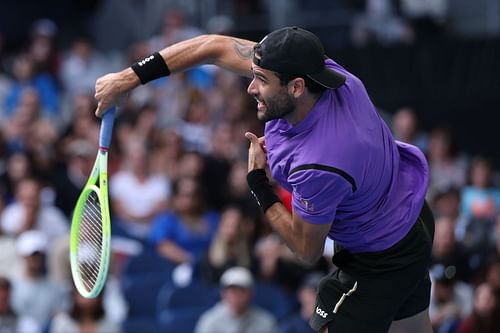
[286,92,322,125]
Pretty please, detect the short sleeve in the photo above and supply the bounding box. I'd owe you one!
[149,212,176,245]
[288,168,352,225]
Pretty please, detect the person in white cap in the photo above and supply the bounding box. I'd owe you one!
[195,266,277,333]
[10,230,68,329]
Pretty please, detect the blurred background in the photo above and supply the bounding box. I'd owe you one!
[0,1,499,333]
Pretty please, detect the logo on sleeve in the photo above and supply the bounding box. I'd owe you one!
[294,189,315,212]
[315,306,328,318]
[300,198,314,212]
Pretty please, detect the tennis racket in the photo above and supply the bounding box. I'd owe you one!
[70,107,116,298]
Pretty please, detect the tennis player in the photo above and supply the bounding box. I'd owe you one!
[94,26,435,333]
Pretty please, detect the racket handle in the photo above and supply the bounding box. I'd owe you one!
[99,107,116,150]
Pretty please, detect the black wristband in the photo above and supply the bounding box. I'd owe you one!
[131,52,171,84]
[247,169,281,213]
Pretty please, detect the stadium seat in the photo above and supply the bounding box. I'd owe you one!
[121,243,175,277]
[121,317,162,333]
[122,274,168,318]
[157,280,220,331]
[252,281,299,320]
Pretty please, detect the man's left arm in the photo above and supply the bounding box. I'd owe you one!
[245,132,344,265]
[265,203,331,264]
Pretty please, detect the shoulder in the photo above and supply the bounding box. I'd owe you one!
[249,306,277,325]
[196,303,227,329]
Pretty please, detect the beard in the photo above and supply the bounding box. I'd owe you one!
[258,90,295,122]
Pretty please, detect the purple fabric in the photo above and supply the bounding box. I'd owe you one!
[265,59,429,253]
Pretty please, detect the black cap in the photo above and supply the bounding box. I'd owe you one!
[253,26,346,89]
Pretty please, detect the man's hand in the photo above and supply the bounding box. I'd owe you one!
[94,68,140,117]
[245,132,267,172]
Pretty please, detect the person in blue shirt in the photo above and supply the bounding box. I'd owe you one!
[150,176,220,265]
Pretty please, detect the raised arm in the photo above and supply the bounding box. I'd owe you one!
[94,34,256,116]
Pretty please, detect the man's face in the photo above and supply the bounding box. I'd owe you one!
[247,64,295,122]
[223,286,253,316]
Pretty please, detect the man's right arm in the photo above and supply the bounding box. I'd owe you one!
[95,34,256,116]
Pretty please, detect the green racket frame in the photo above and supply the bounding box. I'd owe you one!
[70,107,115,298]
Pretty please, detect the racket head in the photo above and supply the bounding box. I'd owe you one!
[70,184,111,298]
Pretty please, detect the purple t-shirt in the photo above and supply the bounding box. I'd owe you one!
[265,59,429,253]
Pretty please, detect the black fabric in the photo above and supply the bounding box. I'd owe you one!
[131,52,170,84]
[246,169,282,213]
[253,26,346,89]
[289,163,357,192]
[310,201,435,332]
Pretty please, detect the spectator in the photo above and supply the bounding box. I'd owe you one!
[0,276,39,333]
[427,126,469,201]
[431,216,472,282]
[0,177,68,243]
[49,288,121,333]
[28,18,60,77]
[392,106,428,152]
[431,187,462,222]
[4,53,59,119]
[0,151,34,202]
[200,205,257,283]
[11,230,68,328]
[456,282,500,333]
[50,139,95,217]
[110,136,170,241]
[60,36,112,98]
[149,176,219,265]
[460,156,500,223]
[194,266,277,333]
[429,265,474,333]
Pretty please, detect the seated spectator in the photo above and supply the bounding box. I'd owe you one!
[456,282,500,333]
[278,272,322,333]
[0,276,39,333]
[431,216,472,283]
[427,126,468,201]
[200,205,258,283]
[0,177,68,242]
[4,53,59,119]
[110,137,170,241]
[60,36,112,98]
[49,288,121,333]
[392,106,428,152]
[460,156,500,223]
[11,230,69,329]
[429,265,474,333]
[431,187,462,221]
[149,177,219,265]
[194,266,277,333]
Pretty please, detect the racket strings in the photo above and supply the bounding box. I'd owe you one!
[78,190,104,292]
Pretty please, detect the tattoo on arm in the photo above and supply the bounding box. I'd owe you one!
[232,39,253,59]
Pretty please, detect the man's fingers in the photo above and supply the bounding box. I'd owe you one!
[245,132,258,143]
[95,102,104,118]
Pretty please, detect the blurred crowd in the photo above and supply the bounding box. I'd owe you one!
[0,4,499,333]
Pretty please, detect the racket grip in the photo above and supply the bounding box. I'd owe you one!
[99,107,116,150]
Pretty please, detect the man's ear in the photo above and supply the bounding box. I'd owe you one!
[288,78,305,98]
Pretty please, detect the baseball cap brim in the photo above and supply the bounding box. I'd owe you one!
[307,66,346,89]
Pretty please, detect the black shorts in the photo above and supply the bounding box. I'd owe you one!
[310,201,435,333]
